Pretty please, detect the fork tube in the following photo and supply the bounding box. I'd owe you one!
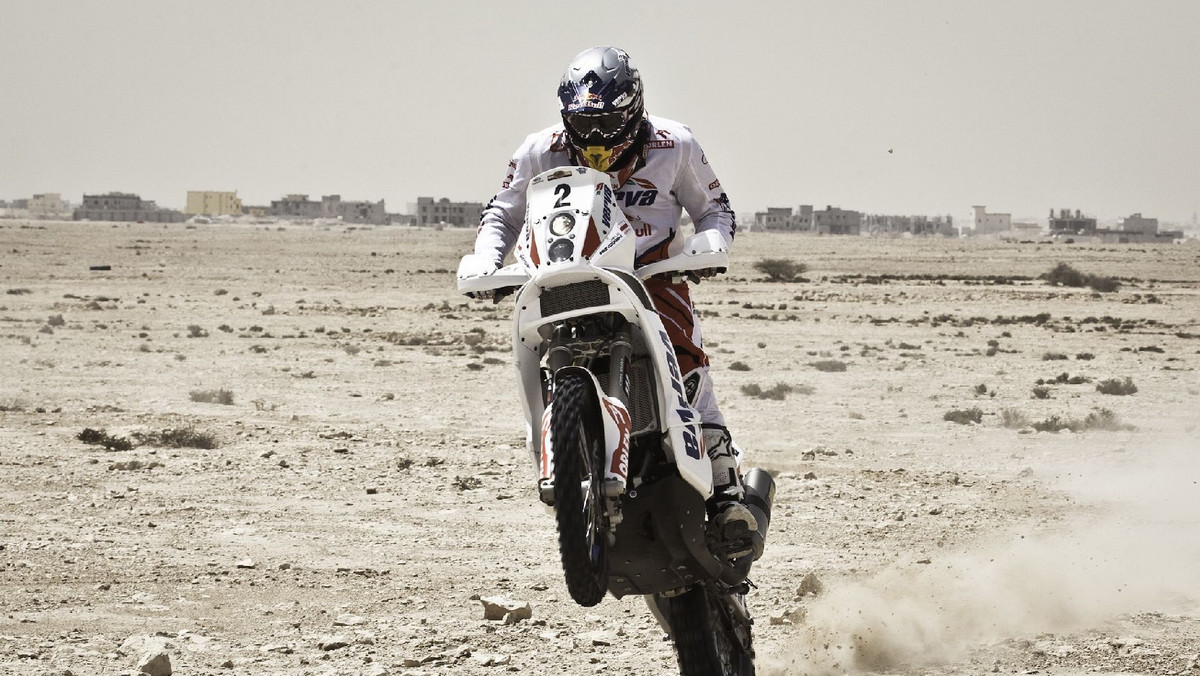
[607,322,633,408]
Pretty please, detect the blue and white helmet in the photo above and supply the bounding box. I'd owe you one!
[557,46,645,172]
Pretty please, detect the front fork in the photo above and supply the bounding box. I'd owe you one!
[538,319,634,532]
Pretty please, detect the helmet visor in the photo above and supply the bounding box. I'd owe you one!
[565,111,628,142]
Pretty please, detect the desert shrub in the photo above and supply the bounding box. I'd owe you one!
[1031,415,1072,433]
[1031,408,1135,433]
[1087,275,1121,293]
[214,288,229,296]
[809,359,847,372]
[218,324,233,333]
[343,344,362,356]
[1096,377,1138,396]
[453,475,482,490]
[77,428,134,451]
[1075,352,1095,360]
[6,288,32,295]
[1082,408,1135,431]
[1044,262,1087,287]
[186,324,208,338]
[47,314,65,327]
[1043,262,1121,293]
[396,456,414,470]
[741,383,795,400]
[729,361,751,371]
[753,258,808,283]
[974,384,988,395]
[133,427,219,449]
[943,407,984,425]
[1000,408,1030,428]
[1042,352,1068,361]
[0,398,28,412]
[190,389,234,405]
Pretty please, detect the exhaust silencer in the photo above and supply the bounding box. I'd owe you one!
[742,468,775,561]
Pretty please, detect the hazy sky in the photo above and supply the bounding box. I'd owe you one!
[2,0,1197,223]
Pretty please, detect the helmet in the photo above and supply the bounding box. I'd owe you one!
[557,46,645,172]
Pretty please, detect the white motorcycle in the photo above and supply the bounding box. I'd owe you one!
[458,167,774,676]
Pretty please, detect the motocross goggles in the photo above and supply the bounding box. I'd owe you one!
[565,110,629,143]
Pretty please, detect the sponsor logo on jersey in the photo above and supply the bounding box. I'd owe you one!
[708,179,721,191]
[615,189,658,208]
[502,160,517,189]
[645,140,675,150]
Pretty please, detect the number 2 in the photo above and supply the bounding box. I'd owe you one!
[553,183,571,208]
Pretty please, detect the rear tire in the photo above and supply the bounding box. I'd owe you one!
[668,586,755,676]
[552,372,609,607]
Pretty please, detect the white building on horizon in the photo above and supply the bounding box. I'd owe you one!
[969,205,1012,235]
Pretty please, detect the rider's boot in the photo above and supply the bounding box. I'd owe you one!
[704,425,758,557]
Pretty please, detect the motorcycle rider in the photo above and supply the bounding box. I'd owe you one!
[471,46,757,545]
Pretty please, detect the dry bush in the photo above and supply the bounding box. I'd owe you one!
[1032,386,1051,399]
[753,258,808,283]
[809,359,848,372]
[133,427,219,449]
[190,389,234,405]
[1096,377,1138,396]
[1031,408,1135,433]
[1000,408,1030,428]
[729,361,751,372]
[47,314,65,327]
[943,407,984,425]
[186,324,208,338]
[77,428,133,451]
[1043,352,1068,361]
[741,383,799,400]
[1043,262,1121,293]
[0,398,28,412]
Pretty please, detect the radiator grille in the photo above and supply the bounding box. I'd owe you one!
[627,358,658,436]
[540,280,610,317]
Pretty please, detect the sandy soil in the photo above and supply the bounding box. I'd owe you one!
[1,221,1197,676]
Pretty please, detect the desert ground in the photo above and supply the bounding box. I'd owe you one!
[1,220,1197,676]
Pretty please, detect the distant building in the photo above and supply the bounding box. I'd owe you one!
[813,205,861,235]
[267,194,388,224]
[415,197,484,227]
[73,192,187,223]
[969,205,1012,235]
[270,194,321,219]
[1048,208,1097,235]
[752,206,813,231]
[326,195,389,224]
[186,191,243,217]
[1120,212,1158,235]
[28,193,71,218]
[864,213,956,237]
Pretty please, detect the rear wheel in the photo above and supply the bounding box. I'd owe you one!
[668,586,755,676]
[552,372,608,606]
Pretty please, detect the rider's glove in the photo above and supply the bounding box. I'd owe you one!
[688,266,727,284]
[467,289,495,301]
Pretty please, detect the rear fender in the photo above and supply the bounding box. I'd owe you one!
[537,366,632,505]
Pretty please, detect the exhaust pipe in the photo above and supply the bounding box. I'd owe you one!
[742,468,775,561]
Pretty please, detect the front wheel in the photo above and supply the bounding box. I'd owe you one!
[552,372,609,606]
[667,586,755,676]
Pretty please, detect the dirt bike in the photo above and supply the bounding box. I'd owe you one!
[458,166,775,676]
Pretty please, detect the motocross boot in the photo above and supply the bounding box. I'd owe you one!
[704,425,758,558]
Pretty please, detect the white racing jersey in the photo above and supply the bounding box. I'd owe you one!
[475,114,737,269]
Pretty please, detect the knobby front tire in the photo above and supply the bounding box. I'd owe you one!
[551,372,609,607]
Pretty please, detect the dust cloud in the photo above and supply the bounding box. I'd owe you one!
[763,436,1200,675]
